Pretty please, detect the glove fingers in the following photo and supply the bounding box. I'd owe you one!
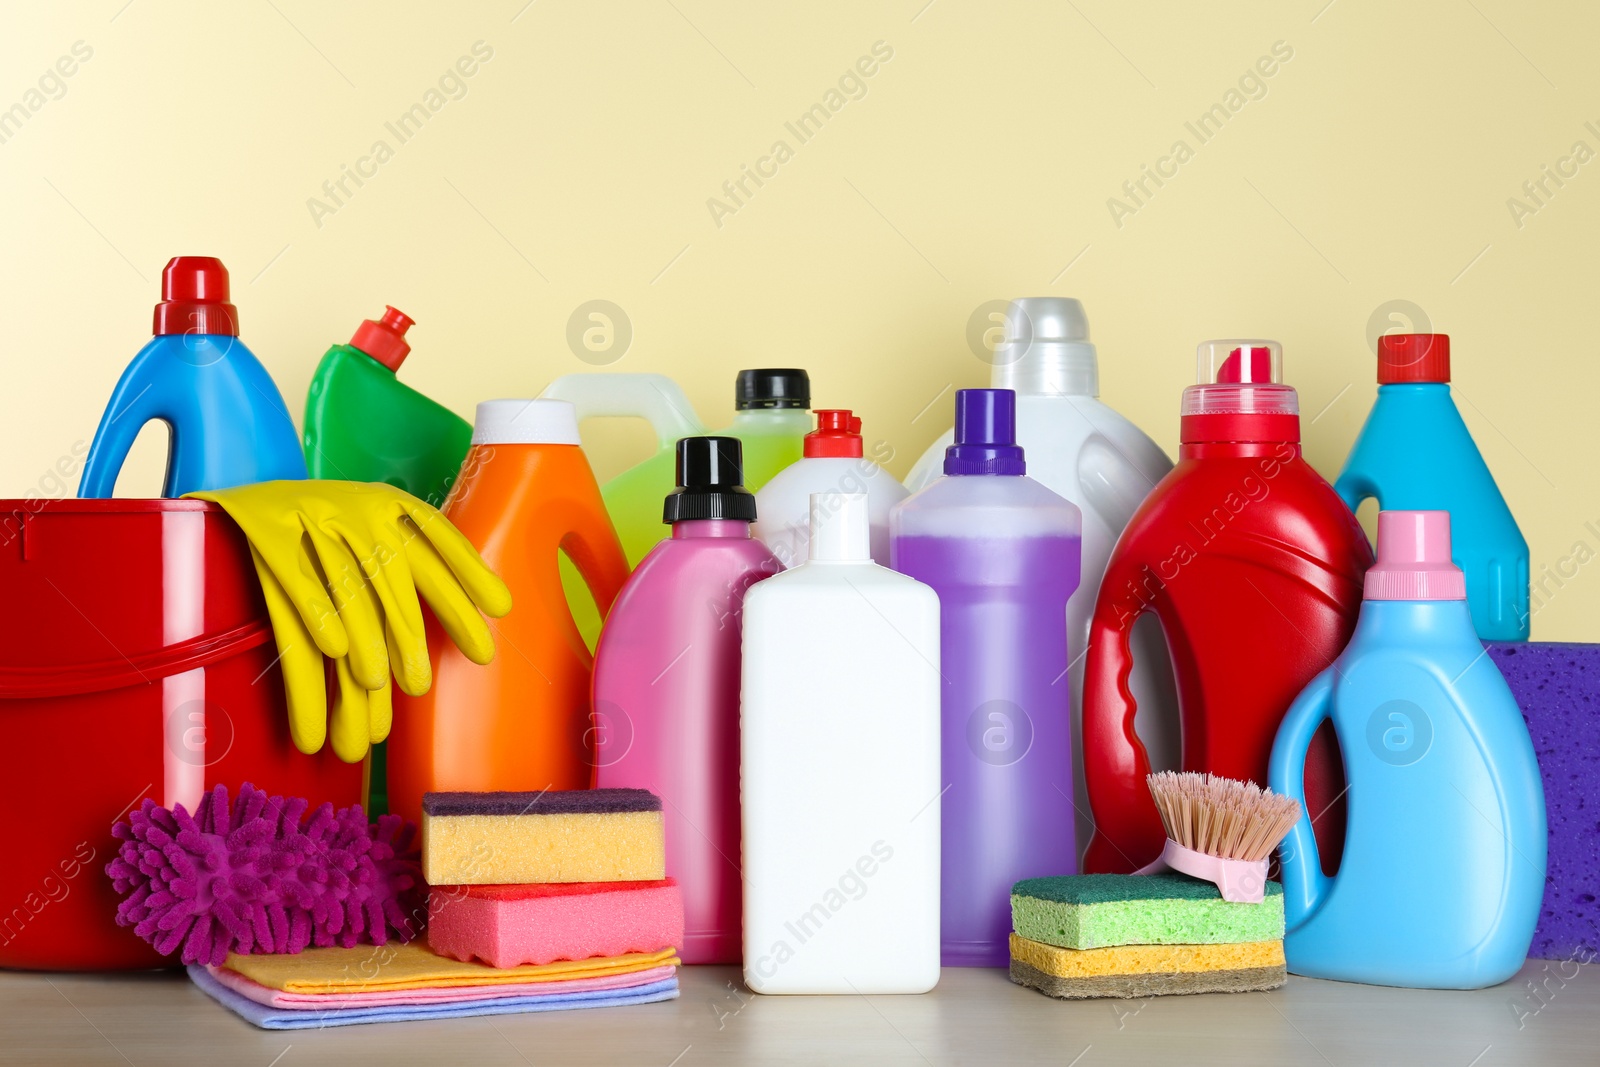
[249,526,351,661]
[367,671,393,745]
[334,524,430,692]
[303,522,382,676]
[336,551,392,692]
[329,657,372,763]
[251,548,328,756]
[387,612,432,697]
[402,501,513,618]
[407,530,498,665]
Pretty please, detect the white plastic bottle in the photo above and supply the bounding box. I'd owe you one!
[740,493,941,994]
[905,298,1178,852]
[752,409,908,568]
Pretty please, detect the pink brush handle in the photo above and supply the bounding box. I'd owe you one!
[1159,839,1268,903]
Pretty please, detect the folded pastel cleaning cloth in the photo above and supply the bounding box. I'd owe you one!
[222,942,679,993]
[189,965,679,1029]
[1011,873,1285,949]
[207,963,680,1009]
[1009,933,1286,999]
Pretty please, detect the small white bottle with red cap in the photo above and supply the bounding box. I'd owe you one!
[752,409,908,568]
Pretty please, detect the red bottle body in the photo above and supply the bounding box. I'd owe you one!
[1081,436,1372,873]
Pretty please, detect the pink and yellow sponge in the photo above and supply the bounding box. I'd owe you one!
[421,789,683,970]
[428,880,685,969]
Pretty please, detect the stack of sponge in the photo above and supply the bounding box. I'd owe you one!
[1009,873,1287,999]
[423,789,686,970]
[185,787,687,1028]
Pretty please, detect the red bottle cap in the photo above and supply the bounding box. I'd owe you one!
[153,256,238,337]
[349,306,415,372]
[1377,333,1450,384]
[804,409,864,458]
[1180,339,1300,445]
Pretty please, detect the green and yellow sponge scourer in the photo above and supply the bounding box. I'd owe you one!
[1009,874,1287,999]
[1011,873,1284,950]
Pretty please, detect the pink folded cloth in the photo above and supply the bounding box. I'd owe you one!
[207,963,679,1009]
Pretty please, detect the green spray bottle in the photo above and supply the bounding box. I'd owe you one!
[542,369,811,649]
[303,307,473,507]
[303,307,473,816]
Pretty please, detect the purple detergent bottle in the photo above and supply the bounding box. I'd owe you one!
[891,389,1082,966]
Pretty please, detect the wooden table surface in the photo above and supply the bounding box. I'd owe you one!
[1,959,1593,1066]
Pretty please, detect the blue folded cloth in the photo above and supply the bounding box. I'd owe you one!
[187,965,679,1029]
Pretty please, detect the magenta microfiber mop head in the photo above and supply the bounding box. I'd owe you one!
[106,783,424,966]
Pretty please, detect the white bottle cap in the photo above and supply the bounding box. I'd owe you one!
[472,399,582,445]
[990,297,1099,398]
[809,492,871,562]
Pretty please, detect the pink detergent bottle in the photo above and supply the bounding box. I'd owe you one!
[592,436,780,964]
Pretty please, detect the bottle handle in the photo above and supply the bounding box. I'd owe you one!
[78,373,167,499]
[1268,671,1335,931]
[1081,578,1166,873]
[1332,468,1378,526]
[1077,431,1164,537]
[559,504,631,624]
[541,374,706,450]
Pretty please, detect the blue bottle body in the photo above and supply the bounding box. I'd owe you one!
[1268,598,1546,988]
[79,334,306,498]
[1335,384,1529,640]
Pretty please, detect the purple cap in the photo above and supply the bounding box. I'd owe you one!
[944,388,1026,476]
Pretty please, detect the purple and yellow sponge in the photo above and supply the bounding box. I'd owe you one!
[420,789,665,886]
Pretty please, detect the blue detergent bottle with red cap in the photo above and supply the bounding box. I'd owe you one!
[79,256,306,498]
[891,388,1083,966]
[1335,334,1529,640]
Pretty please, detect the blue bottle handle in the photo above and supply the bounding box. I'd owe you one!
[1334,470,1378,522]
[1268,670,1336,932]
[77,371,168,498]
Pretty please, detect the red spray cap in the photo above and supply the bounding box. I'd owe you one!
[1180,339,1299,444]
[153,256,238,336]
[349,306,415,372]
[804,409,864,458]
[1377,333,1450,384]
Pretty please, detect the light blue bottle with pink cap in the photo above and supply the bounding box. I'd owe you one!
[1270,509,1545,989]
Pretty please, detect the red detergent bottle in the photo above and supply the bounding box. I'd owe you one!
[1081,340,1372,874]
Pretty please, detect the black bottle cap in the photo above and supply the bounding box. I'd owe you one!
[735,368,811,410]
[662,436,758,523]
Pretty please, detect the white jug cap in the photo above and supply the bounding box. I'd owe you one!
[990,297,1099,398]
[472,399,582,445]
[809,492,870,562]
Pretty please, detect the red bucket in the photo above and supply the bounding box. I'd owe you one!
[0,499,364,970]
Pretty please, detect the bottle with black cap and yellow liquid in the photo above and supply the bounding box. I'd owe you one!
[718,368,813,491]
[547,368,811,651]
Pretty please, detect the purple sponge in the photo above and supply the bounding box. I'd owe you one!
[106,783,424,966]
[1487,641,1600,959]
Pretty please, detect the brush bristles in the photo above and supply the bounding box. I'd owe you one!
[1147,771,1302,863]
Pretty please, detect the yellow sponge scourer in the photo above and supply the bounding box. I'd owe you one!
[1009,933,1287,999]
[421,789,666,886]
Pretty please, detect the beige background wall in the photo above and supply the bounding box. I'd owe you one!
[1,1,1594,639]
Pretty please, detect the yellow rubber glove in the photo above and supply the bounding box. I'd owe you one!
[187,480,513,762]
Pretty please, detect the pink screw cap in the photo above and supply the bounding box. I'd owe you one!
[1364,510,1466,601]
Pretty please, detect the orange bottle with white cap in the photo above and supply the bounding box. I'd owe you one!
[387,399,629,826]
